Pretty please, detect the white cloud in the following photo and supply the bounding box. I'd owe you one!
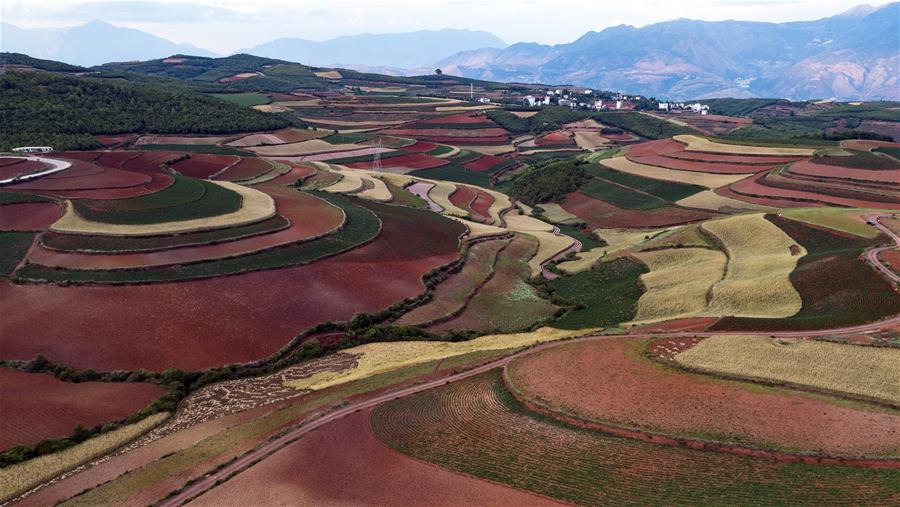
[2,0,871,54]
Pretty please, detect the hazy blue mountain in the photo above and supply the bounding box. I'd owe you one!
[244,29,507,69]
[1,21,217,66]
[436,3,899,100]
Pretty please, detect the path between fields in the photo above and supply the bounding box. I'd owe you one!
[0,156,71,185]
[160,311,900,507]
[866,214,900,284]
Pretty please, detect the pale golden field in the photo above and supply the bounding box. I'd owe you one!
[504,211,575,276]
[675,336,900,404]
[0,412,168,502]
[449,217,508,239]
[601,156,749,188]
[50,182,276,237]
[358,86,408,93]
[573,131,609,150]
[321,165,392,202]
[250,139,364,156]
[632,247,727,323]
[676,189,774,212]
[556,226,677,274]
[510,111,539,118]
[270,98,321,107]
[700,213,805,318]
[313,70,342,79]
[780,207,883,238]
[457,144,515,155]
[673,134,816,156]
[285,328,592,392]
[252,104,291,113]
[537,203,583,224]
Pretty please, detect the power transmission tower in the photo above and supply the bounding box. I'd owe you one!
[372,138,383,173]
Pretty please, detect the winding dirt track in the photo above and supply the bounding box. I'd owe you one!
[867,214,900,284]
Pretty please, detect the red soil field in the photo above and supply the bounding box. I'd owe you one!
[170,154,239,179]
[715,185,818,209]
[0,157,26,167]
[0,202,63,231]
[0,205,465,371]
[190,408,560,507]
[26,190,343,270]
[419,113,497,125]
[628,153,769,174]
[561,191,715,228]
[789,159,900,184]
[93,151,141,169]
[879,249,900,275]
[731,172,900,209]
[214,157,274,181]
[630,139,802,164]
[0,369,164,450]
[44,152,101,162]
[120,151,184,174]
[463,154,506,172]
[345,153,449,171]
[469,188,495,224]
[535,131,574,146]
[400,141,439,152]
[7,162,150,191]
[384,128,509,138]
[448,185,477,215]
[419,135,510,145]
[841,140,900,151]
[508,338,900,455]
[94,133,138,147]
[0,160,49,181]
[264,164,316,186]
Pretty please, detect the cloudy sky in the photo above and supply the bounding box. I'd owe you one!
[2,0,878,54]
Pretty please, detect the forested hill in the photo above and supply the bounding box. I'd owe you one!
[0,69,300,151]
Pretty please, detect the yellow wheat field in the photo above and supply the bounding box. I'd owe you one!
[504,211,576,276]
[0,412,168,503]
[573,131,609,150]
[250,139,365,156]
[676,190,775,212]
[673,134,816,156]
[601,156,749,188]
[537,203,583,224]
[780,207,882,238]
[285,328,593,392]
[313,70,342,79]
[631,247,727,323]
[321,165,392,202]
[449,217,508,239]
[557,226,677,274]
[50,182,275,237]
[700,214,805,318]
[675,336,900,404]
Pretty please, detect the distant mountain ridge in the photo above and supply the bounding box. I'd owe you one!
[0,21,217,66]
[436,3,900,100]
[242,29,507,69]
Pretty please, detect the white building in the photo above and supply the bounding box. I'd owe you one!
[12,146,53,153]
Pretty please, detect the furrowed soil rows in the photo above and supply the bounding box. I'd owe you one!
[507,338,900,455]
[0,369,164,450]
[372,370,900,506]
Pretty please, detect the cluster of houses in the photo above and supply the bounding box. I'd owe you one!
[658,102,710,115]
[521,89,639,111]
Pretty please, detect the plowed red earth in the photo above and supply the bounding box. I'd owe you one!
[26,190,343,270]
[448,185,477,215]
[470,189,494,224]
[400,141,439,152]
[535,131,574,146]
[508,338,900,455]
[189,408,560,507]
[93,152,140,169]
[420,113,497,125]
[121,152,184,174]
[715,185,817,208]
[561,191,715,228]
[0,203,63,231]
[463,154,506,172]
[171,155,239,179]
[0,160,49,180]
[265,164,316,186]
[421,136,510,145]
[0,369,164,450]
[731,172,900,209]
[0,204,464,371]
[879,249,900,275]
[345,153,448,171]
[94,133,137,147]
[630,139,802,164]
[7,160,150,191]
[629,154,769,174]
[215,158,273,181]
[384,128,509,138]
[790,159,900,184]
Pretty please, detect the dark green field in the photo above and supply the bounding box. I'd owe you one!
[549,256,648,328]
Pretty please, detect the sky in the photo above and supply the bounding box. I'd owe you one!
[2,0,880,54]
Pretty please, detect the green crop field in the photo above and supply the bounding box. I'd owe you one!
[411,165,492,188]
[579,177,668,210]
[209,92,270,107]
[0,232,34,277]
[549,256,648,328]
[585,165,705,202]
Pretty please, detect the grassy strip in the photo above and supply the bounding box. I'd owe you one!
[585,165,705,201]
[874,146,900,160]
[410,165,492,188]
[321,132,375,144]
[545,256,648,329]
[448,149,482,165]
[426,144,455,157]
[208,92,270,107]
[0,191,54,205]
[136,144,254,156]
[17,192,379,284]
[0,232,34,277]
[40,215,291,254]
[73,178,242,225]
[555,223,604,250]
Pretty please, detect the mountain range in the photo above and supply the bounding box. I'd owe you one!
[2,3,897,100]
[436,3,899,100]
